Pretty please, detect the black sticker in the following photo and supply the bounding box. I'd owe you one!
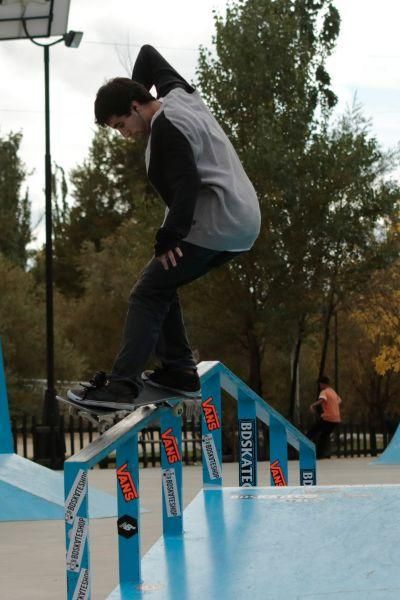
[117,515,138,539]
[300,468,316,486]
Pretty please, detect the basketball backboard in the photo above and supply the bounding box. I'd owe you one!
[0,0,71,41]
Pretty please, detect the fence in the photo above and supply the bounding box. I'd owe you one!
[10,412,393,468]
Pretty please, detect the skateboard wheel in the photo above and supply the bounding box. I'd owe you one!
[99,422,111,434]
[173,403,184,417]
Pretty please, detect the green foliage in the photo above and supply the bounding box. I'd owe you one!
[194,0,400,413]
[0,131,31,268]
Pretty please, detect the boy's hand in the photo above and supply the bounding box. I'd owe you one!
[157,247,183,270]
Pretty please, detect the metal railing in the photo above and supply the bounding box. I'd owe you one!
[63,361,316,599]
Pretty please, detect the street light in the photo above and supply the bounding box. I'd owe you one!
[26,28,83,456]
[0,1,82,467]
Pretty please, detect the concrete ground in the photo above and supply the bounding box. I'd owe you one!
[1,458,399,600]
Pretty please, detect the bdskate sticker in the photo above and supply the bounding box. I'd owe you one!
[202,434,222,480]
[72,567,90,600]
[162,468,181,517]
[239,419,257,487]
[300,468,316,486]
[65,470,88,524]
[66,517,88,572]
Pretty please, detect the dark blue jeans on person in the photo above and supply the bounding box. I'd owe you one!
[110,241,242,395]
[307,419,338,458]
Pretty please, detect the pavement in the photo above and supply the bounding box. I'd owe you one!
[1,458,400,600]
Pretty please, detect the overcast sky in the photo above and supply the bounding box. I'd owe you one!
[1,0,399,249]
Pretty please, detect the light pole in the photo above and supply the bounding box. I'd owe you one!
[24,28,83,466]
[23,26,83,422]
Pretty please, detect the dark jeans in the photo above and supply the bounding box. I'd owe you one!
[307,419,338,459]
[110,241,242,394]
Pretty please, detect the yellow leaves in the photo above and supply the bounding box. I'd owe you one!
[351,263,400,376]
[374,342,400,376]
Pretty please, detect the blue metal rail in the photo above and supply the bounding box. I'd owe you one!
[63,361,316,599]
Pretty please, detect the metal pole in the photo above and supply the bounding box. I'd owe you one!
[42,43,58,425]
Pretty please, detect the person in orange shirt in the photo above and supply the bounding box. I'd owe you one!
[307,375,342,458]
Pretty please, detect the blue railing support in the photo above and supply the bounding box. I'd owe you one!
[160,411,183,536]
[269,414,288,486]
[64,462,91,599]
[299,441,317,486]
[116,433,141,584]
[200,371,223,488]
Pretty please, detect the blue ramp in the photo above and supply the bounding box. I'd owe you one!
[108,485,400,600]
[373,422,400,464]
[0,453,117,521]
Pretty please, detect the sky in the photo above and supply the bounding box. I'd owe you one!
[0,0,399,249]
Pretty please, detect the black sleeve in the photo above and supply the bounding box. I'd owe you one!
[132,44,194,98]
[151,116,201,256]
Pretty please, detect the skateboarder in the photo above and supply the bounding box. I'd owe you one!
[68,44,261,410]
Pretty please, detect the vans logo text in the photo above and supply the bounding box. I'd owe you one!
[270,460,287,486]
[161,428,181,464]
[116,463,139,501]
[201,397,221,431]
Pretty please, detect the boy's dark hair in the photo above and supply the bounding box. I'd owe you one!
[319,375,330,385]
[94,78,155,126]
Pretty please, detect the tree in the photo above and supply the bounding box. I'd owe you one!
[0,131,31,268]
[195,0,340,399]
[311,107,400,389]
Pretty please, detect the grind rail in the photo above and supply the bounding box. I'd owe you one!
[64,360,316,599]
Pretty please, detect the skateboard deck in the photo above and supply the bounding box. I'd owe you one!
[57,383,200,432]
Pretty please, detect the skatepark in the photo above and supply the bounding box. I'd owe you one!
[1,3,400,598]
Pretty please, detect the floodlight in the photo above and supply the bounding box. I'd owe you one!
[64,29,82,48]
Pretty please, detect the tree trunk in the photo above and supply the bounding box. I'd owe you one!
[247,326,263,396]
[317,283,337,393]
[288,320,304,424]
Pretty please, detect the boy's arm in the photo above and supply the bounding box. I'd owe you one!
[152,116,200,256]
[132,44,194,98]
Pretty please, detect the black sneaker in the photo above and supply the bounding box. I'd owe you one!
[141,367,201,397]
[67,371,139,410]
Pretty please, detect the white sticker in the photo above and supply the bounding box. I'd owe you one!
[162,468,181,517]
[65,470,88,524]
[72,568,90,600]
[202,434,222,480]
[66,517,88,572]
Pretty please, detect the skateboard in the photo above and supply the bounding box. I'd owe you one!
[57,382,200,433]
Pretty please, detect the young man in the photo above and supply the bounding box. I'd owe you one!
[307,376,342,458]
[68,45,261,409]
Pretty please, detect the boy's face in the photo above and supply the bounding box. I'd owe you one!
[107,103,149,140]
